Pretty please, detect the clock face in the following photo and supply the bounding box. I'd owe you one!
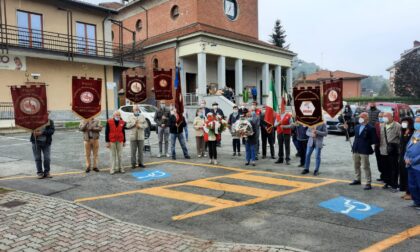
[224,0,238,21]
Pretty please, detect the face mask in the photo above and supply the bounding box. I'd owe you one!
[114,117,120,121]
[247,118,252,122]
[251,106,256,110]
[200,104,205,108]
[415,122,420,131]
[160,104,165,108]
[358,118,365,124]
[233,110,238,114]
[401,122,408,129]
[383,117,389,123]
[379,118,384,123]
[134,112,140,116]
[200,114,204,119]
[240,106,245,109]
[213,106,218,110]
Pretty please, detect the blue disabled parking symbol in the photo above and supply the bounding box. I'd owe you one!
[319,196,384,221]
[131,170,170,182]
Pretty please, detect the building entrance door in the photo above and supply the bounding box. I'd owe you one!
[226,70,235,90]
[186,73,197,94]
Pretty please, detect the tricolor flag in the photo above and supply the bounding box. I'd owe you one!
[174,67,184,115]
[281,78,288,114]
[264,78,278,133]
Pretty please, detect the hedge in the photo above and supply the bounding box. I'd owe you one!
[344,96,420,105]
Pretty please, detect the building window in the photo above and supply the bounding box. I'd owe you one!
[153,58,159,69]
[76,22,97,55]
[135,19,143,31]
[171,5,179,19]
[111,31,114,41]
[17,10,43,48]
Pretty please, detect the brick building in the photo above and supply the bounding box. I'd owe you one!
[111,0,296,112]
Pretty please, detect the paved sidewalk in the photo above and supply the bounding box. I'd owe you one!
[0,190,305,252]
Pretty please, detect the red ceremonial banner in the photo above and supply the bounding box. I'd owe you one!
[323,79,343,118]
[153,69,173,100]
[10,84,49,131]
[126,75,147,103]
[72,76,102,120]
[293,86,323,127]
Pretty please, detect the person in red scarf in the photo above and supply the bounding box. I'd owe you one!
[169,108,190,160]
[204,112,222,164]
[105,111,126,174]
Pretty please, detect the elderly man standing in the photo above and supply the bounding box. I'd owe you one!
[154,100,170,158]
[380,112,401,192]
[126,105,148,169]
[349,112,378,190]
[105,111,126,174]
[405,116,420,209]
[301,123,328,176]
[79,117,103,173]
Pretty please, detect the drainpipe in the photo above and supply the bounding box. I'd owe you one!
[138,4,149,40]
[103,12,111,119]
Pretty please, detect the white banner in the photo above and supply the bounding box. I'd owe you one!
[0,55,26,71]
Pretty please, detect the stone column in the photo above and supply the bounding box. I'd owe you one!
[262,63,270,104]
[217,56,226,90]
[275,65,282,102]
[287,67,293,95]
[235,58,243,104]
[197,52,207,98]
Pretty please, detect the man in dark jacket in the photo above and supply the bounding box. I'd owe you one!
[296,124,309,167]
[349,112,379,190]
[211,102,225,147]
[31,118,55,179]
[260,106,275,159]
[367,104,381,127]
[169,108,191,160]
[154,101,171,158]
[246,113,258,166]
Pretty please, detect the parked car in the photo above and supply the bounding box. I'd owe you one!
[119,104,158,131]
[325,105,359,136]
[368,102,415,122]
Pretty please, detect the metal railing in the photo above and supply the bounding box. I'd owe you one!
[0,102,14,120]
[0,24,142,64]
[184,93,199,106]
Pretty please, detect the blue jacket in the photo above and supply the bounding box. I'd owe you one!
[352,124,378,155]
[405,131,420,171]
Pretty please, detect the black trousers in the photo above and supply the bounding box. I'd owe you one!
[383,153,399,188]
[399,156,409,192]
[233,139,240,153]
[208,141,217,159]
[261,130,275,157]
[277,133,291,161]
[298,140,308,166]
[375,146,384,180]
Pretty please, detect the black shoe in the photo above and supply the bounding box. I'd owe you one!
[262,155,266,159]
[255,157,259,160]
[139,164,145,168]
[301,170,309,175]
[245,162,250,166]
[298,164,304,168]
[376,178,384,182]
[233,152,237,156]
[286,161,290,165]
[37,173,44,179]
[131,165,136,169]
[349,180,361,185]
[271,156,276,159]
[172,156,176,160]
[364,184,372,190]
[275,159,283,164]
[238,153,241,156]
[383,184,390,189]
[295,153,300,157]
[93,167,100,172]
[85,168,91,173]
[185,156,191,159]
[313,171,319,176]
[43,173,52,179]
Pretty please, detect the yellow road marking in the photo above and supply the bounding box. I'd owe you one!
[225,173,316,188]
[140,187,237,207]
[360,225,420,252]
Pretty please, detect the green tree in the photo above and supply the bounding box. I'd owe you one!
[270,19,287,48]
[361,76,389,93]
[378,83,392,96]
[394,51,420,97]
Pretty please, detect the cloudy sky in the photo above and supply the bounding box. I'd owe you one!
[84,0,420,77]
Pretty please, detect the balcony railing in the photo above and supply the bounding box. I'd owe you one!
[0,24,142,65]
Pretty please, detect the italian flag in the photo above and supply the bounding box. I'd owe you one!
[264,79,278,132]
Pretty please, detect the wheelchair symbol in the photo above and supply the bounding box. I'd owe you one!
[341,199,371,214]
[136,171,166,180]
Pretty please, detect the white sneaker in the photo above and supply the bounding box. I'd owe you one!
[198,155,202,158]
[157,153,162,158]
[166,153,171,158]
[204,153,208,157]
[120,169,125,174]
[213,160,218,165]
[208,159,213,164]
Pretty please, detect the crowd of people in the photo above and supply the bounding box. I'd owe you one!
[29,102,420,209]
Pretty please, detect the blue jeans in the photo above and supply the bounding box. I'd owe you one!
[246,142,256,162]
[408,167,420,205]
[171,133,189,158]
[304,144,322,172]
[32,143,51,174]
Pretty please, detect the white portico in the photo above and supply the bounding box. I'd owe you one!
[176,33,296,106]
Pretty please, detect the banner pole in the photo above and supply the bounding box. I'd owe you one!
[104,66,109,119]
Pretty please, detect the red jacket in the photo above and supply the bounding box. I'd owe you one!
[107,118,125,143]
[276,113,292,135]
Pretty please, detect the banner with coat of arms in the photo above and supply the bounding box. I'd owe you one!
[293,86,323,127]
[323,79,343,118]
[10,83,49,131]
[72,76,102,120]
[126,75,147,103]
[153,69,173,100]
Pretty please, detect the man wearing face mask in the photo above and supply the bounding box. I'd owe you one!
[250,102,261,159]
[169,108,191,160]
[374,112,385,181]
[379,112,401,192]
[126,105,148,169]
[154,101,171,158]
[238,102,248,116]
[367,103,381,127]
[228,105,241,156]
[260,105,275,159]
[274,106,293,165]
[211,102,225,147]
[200,100,211,116]
[349,112,378,190]
[405,116,420,210]
[105,111,127,174]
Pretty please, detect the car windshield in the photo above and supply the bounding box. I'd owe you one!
[121,106,133,113]
[376,105,394,113]
[141,106,157,113]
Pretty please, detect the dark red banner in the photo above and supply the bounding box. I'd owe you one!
[293,86,323,127]
[72,76,102,120]
[10,83,49,131]
[153,69,173,100]
[126,75,147,103]
[323,79,343,118]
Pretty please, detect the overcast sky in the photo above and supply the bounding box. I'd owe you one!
[84,0,420,77]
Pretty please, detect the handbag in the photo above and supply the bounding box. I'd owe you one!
[384,126,399,155]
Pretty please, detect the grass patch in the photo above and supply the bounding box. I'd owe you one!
[0,187,12,194]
